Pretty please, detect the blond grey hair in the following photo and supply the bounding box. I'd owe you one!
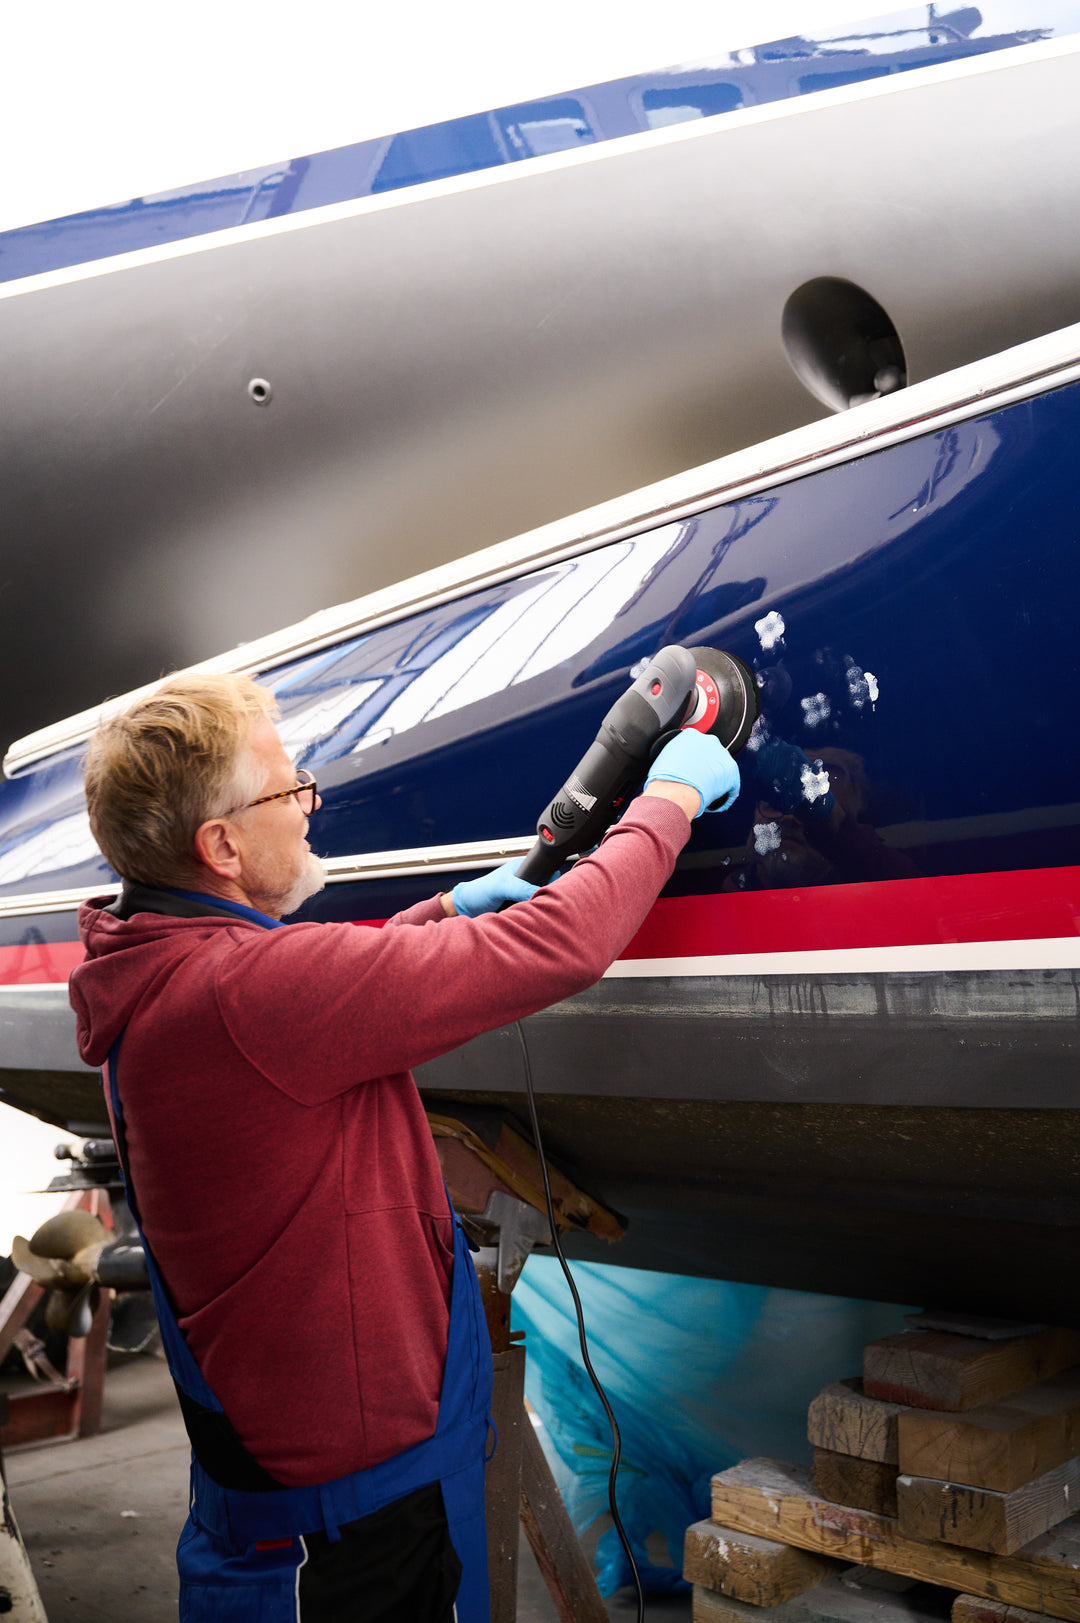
[84,673,277,888]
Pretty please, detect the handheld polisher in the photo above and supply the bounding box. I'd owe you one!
[516,644,760,886]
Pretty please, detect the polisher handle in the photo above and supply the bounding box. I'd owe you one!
[516,646,698,886]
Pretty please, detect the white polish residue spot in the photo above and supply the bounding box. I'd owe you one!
[629,659,648,679]
[866,672,880,707]
[801,692,831,728]
[754,821,781,855]
[845,665,870,709]
[801,761,830,803]
[745,717,767,752]
[755,611,785,651]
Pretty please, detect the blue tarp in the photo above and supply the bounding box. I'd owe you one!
[512,1258,911,1596]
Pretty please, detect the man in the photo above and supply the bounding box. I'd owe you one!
[69,671,738,1622]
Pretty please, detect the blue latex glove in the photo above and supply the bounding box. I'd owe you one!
[748,735,835,822]
[451,858,539,917]
[644,729,740,817]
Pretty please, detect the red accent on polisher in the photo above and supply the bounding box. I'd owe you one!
[682,669,721,734]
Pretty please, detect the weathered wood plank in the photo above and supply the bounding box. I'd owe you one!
[684,1520,844,1604]
[519,1415,608,1623]
[816,1448,899,1517]
[486,1350,524,1623]
[809,1380,905,1466]
[897,1458,1080,1557]
[693,1569,950,1623]
[708,1458,1080,1622]
[864,1332,1080,1414]
[898,1371,1080,1494]
[952,1594,1053,1623]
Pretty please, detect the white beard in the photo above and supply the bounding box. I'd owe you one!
[277,852,328,918]
[245,847,327,919]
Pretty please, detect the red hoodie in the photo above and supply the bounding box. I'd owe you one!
[69,798,689,1486]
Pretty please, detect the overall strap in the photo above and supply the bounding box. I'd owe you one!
[189,1218,493,1557]
[105,1034,285,1493]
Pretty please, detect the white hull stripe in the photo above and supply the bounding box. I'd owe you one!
[602,936,1080,978]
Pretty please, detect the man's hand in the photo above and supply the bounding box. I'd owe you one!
[643,730,740,819]
[446,858,540,918]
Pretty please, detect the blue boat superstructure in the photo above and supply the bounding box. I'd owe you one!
[2,325,1078,1315]
[4,18,1080,753]
[4,3,1074,285]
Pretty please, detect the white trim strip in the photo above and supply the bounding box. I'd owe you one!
[0,884,119,917]
[9,321,1080,778]
[0,838,536,918]
[2,35,1073,305]
[602,937,1080,978]
[322,836,533,884]
[0,985,77,999]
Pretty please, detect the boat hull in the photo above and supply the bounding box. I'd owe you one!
[3,965,1078,1318]
[2,327,1079,1312]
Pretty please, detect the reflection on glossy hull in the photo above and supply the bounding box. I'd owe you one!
[1,325,1078,1312]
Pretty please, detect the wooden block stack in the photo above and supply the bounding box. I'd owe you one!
[683,1317,1080,1623]
[874,1322,1080,1557]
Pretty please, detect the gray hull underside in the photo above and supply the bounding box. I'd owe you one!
[5,966,1077,1317]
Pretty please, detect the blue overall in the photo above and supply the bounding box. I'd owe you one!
[103,891,493,1623]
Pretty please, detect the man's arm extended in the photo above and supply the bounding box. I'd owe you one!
[215,796,691,1102]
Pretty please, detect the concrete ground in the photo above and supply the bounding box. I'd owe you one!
[4,1355,690,1621]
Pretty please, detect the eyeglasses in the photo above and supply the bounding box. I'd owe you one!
[239,768,318,817]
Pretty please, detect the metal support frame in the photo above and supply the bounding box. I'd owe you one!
[0,1187,113,1453]
[433,1107,614,1623]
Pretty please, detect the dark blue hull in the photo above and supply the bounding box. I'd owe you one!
[2,329,1078,1310]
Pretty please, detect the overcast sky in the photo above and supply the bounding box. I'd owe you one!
[2,0,933,233]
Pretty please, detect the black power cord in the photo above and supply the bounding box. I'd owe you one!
[515,1018,646,1623]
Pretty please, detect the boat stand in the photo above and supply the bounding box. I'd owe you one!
[0,1187,113,1453]
[430,1103,620,1623]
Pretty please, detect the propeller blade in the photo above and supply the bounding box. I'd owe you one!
[14,1210,112,1337]
[11,1235,67,1287]
[62,1281,100,1339]
[28,1211,106,1259]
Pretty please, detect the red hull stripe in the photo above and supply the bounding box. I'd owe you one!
[0,939,86,986]
[2,866,1077,986]
[619,865,1080,960]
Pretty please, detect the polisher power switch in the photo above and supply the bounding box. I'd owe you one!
[517,646,699,886]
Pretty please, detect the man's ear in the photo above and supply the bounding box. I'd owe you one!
[193,818,243,880]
